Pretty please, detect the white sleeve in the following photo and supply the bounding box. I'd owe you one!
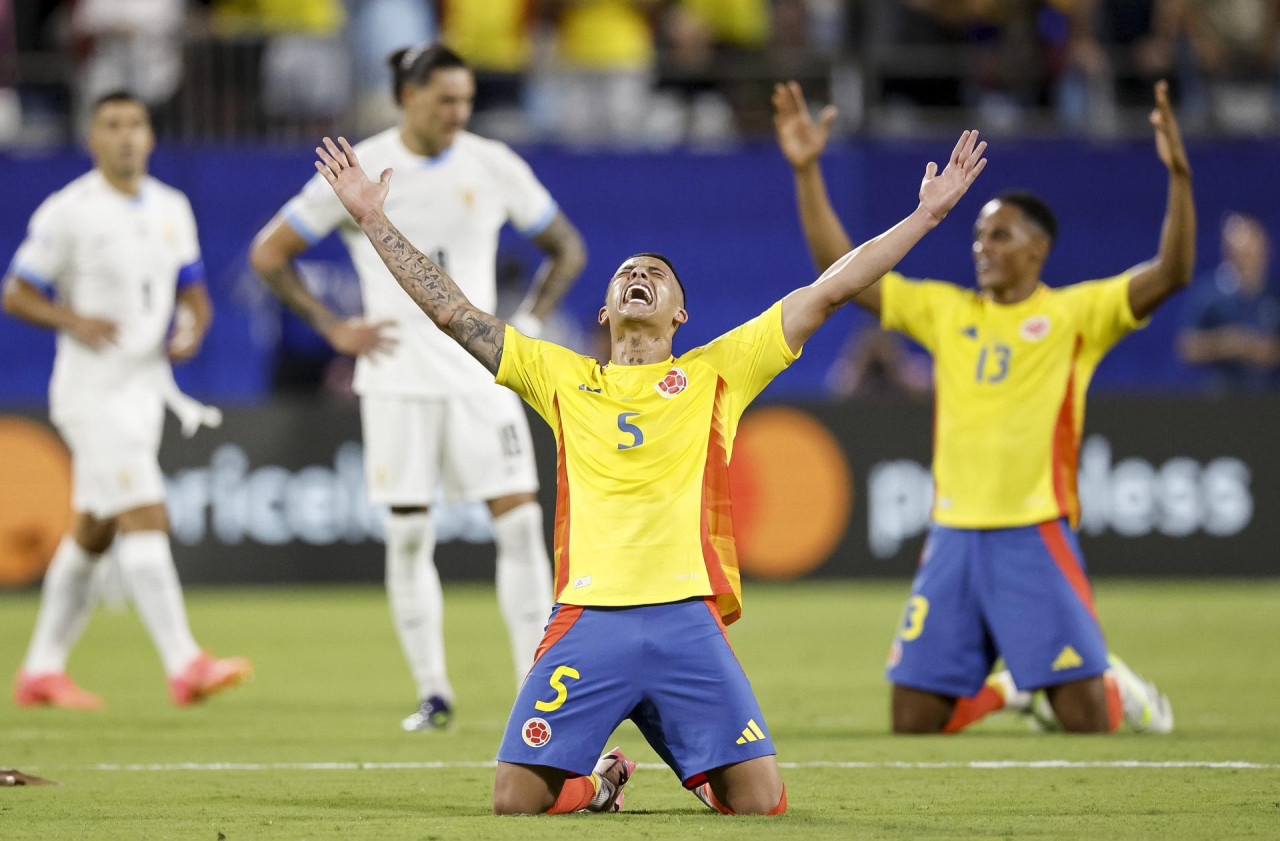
[8,194,69,294]
[280,172,352,245]
[489,142,558,237]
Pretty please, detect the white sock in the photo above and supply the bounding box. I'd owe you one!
[493,503,553,683]
[116,531,201,676]
[21,537,99,675]
[385,512,452,702]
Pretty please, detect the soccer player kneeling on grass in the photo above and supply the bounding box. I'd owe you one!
[311,127,987,813]
[773,80,1189,735]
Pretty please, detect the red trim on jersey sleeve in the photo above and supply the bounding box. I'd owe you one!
[532,605,583,666]
[700,377,742,625]
[551,396,572,600]
[1051,336,1084,526]
[1037,520,1099,623]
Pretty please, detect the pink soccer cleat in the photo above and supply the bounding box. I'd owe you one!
[14,670,104,710]
[168,652,253,706]
[586,747,637,812]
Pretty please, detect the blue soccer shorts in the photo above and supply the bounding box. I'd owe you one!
[885,518,1109,698]
[496,597,776,786]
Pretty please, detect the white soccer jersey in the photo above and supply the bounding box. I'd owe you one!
[281,128,558,397]
[9,171,204,425]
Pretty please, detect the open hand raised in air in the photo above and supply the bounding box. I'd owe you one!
[1150,80,1191,177]
[918,130,988,223]
[772,81,837,171]
[315,137,391,226]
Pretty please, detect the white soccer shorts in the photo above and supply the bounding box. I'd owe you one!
[57,406,166,520]
[360,387,539,507]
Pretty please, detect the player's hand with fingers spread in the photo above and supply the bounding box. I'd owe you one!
[1150,80,1191,178]
[918,130,988,224]
[69,314,118,351]
[324,317,399,358]
[772,80,837,171]
[315,136,392,227]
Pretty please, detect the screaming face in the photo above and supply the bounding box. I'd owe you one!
[599,255,687,331]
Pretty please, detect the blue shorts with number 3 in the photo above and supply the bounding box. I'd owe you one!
[496,598,776,786]
[886,519,1109,697]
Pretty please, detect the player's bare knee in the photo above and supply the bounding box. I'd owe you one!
[72,513,116,554]
[487,493,536,519]
[492,764,557,815]
[891,686,952,733]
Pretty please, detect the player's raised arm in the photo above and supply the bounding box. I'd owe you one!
[1126,80,1196,321]
[314,136,507,373]
[779,130,987,353]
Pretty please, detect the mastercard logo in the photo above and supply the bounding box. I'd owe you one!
[0,416,72,586]
[729,407,853,579]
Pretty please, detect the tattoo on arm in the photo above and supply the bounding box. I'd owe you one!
[366,217,506,373]
[259,263,339,334]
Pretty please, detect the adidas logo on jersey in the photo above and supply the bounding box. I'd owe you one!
[735,719,767,745]
[578,384,602,393]
[1051,645,1084,671]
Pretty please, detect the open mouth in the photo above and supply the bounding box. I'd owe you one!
[622,282,654,306]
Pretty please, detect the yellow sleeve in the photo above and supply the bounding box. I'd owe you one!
[880,272,962,352]
[1068,273,1147,354]
[687,301,800,409]
[494,327,586,425]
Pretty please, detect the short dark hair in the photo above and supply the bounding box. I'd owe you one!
[628,252,686,306]
[387,43,469,105]
[994,190,1058,245]
[92,90,149,120]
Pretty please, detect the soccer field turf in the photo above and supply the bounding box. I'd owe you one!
[2,580,1277,839]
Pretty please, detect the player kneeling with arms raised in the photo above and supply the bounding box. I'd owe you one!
[311,130,986,813]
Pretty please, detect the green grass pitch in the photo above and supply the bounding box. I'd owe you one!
[2,579,1278,839]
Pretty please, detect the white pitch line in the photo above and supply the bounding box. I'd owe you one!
[31,760,1280,773]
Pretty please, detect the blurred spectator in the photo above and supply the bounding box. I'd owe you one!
[213,0,349,134]
[660,0,772,140]
[827,327,932,401]
[440,0,536,139]
[1056,0,1197,134]
[349,0,436,133]
[72,0,187,130]
[1181,0,1280,131]
[0,0,18,143]
[1178,212,1280,390]
[546,0,661,146]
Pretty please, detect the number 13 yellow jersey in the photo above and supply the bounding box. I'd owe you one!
[881,272,1145,530]
[496,302,800,625]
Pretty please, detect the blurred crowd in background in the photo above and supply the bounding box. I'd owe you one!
[1,1,1277,399]
[3,1,1280,148]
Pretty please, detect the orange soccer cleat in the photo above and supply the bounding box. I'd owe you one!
[13,671,104,710]
[167,652,253,706]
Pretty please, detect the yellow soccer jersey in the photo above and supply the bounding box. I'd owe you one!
[496,302,800,624]
[881,271,1144,529]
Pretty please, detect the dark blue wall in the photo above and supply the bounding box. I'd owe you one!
[2,139,1272,405]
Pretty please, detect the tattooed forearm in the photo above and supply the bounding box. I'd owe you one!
[258,263,339,334]
[364,215,506,373]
